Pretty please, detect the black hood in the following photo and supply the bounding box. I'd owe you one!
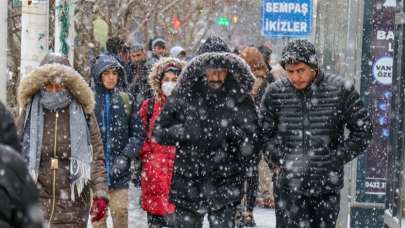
[172,52,254,102]
[91,54,125,93]
[196,36,231,55]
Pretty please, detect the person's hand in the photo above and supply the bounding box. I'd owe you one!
[90,198,108,223]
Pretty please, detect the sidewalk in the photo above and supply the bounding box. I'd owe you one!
[88,184,276,227]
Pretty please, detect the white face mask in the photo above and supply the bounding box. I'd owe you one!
[161,81,177,96]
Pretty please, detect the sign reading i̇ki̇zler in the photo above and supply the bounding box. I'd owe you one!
[261,0,313,37]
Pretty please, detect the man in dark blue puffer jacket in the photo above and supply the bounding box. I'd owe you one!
[259,39,372,228]
[92,54,145,228]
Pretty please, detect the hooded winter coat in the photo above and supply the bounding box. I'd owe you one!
[139,57,186,216]
[0,101,20,151]
[260,71,372,195]
[17,60,107,227]
[0,144,42,228]
[92,54,146,189]
[154,38,258,212]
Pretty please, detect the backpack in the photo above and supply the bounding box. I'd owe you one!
[119,92,133,117]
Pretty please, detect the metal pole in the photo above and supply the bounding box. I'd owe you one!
[55,0,75,65]
[20,0,49,78]
[54,0,61,54]
[0,0,8,103]
[67,0,75,64]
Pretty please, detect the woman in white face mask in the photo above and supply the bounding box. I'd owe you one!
[161,67,178,97]
[138,58,186,228]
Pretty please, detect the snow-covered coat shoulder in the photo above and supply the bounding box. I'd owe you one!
[18,63,94,114]
[0,101,20,152]
[173,52,255,99]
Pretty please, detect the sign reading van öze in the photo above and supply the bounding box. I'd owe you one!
[261,0,313,37]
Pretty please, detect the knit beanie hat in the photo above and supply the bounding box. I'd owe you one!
[152,38,166,49]
[130,43,144,52]
[280,39,318,69]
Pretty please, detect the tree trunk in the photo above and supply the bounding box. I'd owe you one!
[74,0,100,81]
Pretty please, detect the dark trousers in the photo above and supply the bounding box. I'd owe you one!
[244,167,259,212]
[175,205,237,228]
[274,186,340,228]
[147,212,175,228]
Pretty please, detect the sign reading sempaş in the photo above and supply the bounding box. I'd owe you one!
[261,0,313,38]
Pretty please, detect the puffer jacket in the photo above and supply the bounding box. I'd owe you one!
[92,54,146,188]
[139,58,185,216]
[17,61,107,227]
[154,50,259,212]
[260,71,372,195]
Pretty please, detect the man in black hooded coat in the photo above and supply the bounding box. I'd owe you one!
[153,36,259,228]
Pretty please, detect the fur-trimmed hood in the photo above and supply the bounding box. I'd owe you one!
[173,52,255,100]
[18,63,95,114]
[148,57,187,98]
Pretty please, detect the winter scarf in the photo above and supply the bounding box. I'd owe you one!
[23,90,92,201]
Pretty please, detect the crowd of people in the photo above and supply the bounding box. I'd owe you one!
[0,35,372,228]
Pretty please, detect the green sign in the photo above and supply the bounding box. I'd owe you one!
[217,16,230,26]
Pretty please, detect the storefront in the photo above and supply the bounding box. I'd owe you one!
[313,0,400,227]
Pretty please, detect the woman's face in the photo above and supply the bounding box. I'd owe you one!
[45,83,65,93]
[162,71,177,83]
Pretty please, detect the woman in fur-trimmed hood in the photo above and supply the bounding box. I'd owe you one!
[17,53,108,227]
[139,57,186,227]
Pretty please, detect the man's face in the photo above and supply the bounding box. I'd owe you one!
[130,50,146,63]
[205,68,228,90]
[285,62,317,91]
[101,68,119,90]
[154,46,166,57]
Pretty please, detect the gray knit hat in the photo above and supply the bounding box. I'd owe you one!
[130,43,144,52]
[280,39,318,69]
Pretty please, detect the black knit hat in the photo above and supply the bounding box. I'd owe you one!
[280,39,318,69]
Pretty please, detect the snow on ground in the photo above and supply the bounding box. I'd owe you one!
[88,184,276,227]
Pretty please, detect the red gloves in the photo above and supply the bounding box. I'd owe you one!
[90,198,108,223]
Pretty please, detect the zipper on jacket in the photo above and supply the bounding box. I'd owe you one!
[49,111,59,225]
[301,93,308,157]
